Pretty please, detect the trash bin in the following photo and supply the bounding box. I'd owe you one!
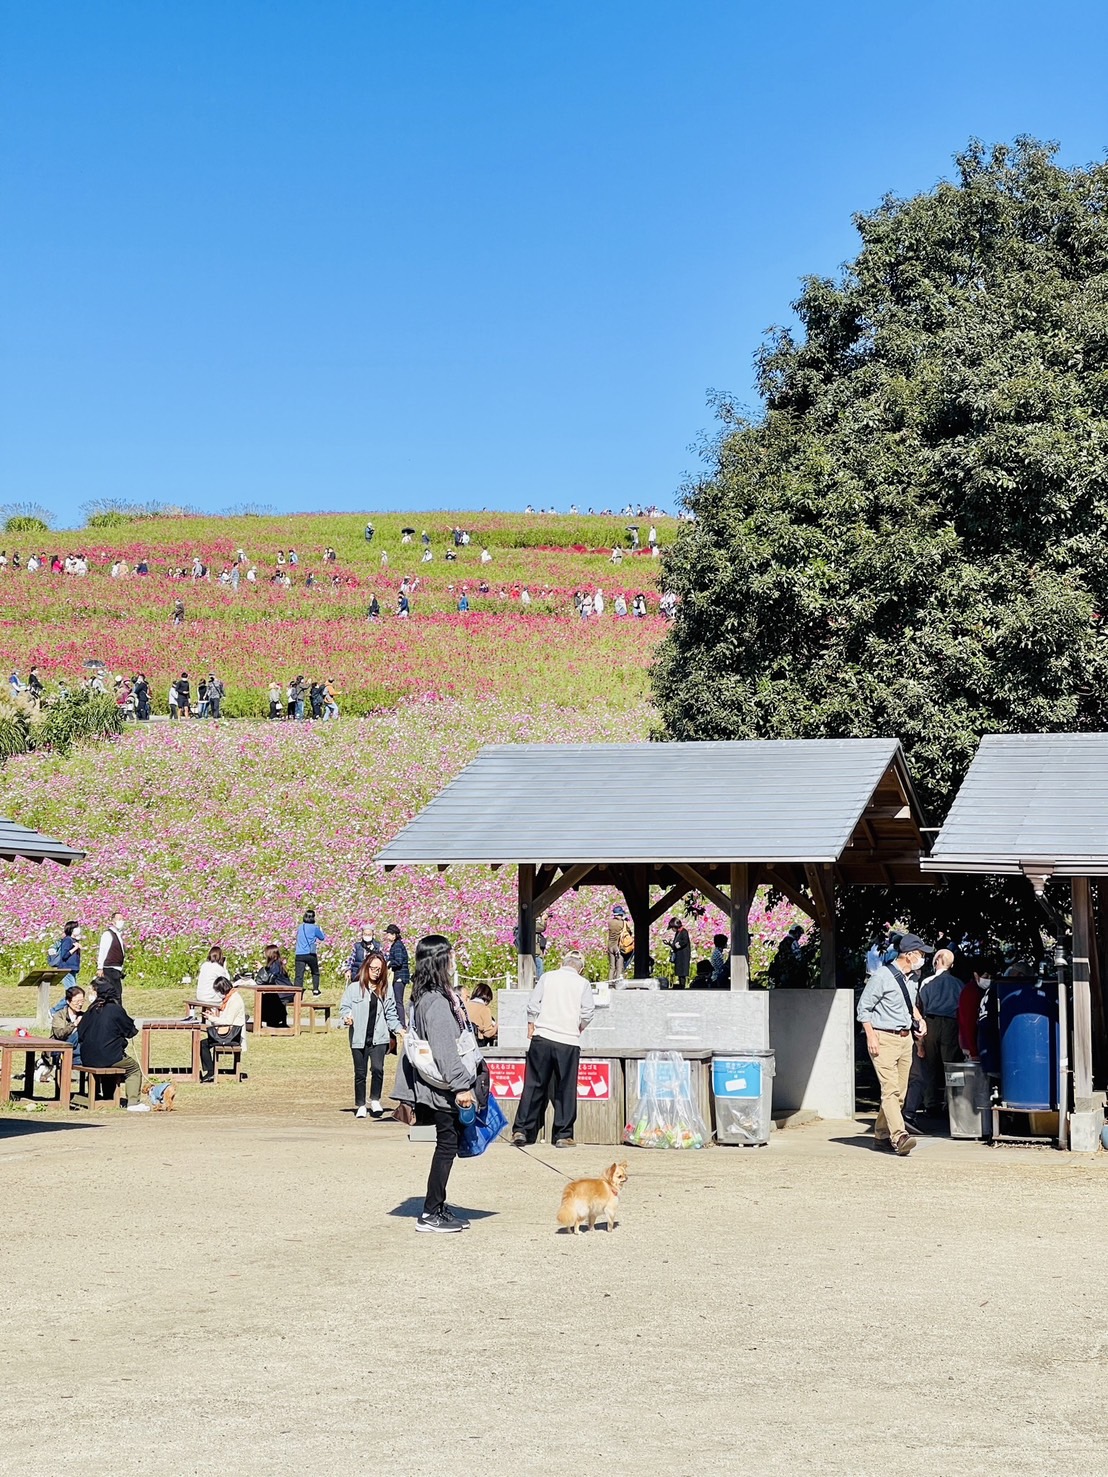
[945,1061,990,1140]
[712,1051,775,1146]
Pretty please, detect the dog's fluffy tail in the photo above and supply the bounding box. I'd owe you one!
[556,1192,579,1227]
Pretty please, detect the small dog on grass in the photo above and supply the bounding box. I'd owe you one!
[147,1081,176,1112]
[556,1161,628,1234]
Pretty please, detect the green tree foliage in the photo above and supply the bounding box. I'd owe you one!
[655,139,1108,947]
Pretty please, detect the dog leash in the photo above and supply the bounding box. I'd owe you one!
[512,1142,574,1180]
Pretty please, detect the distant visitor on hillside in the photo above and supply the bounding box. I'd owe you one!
[367,594,380,620]
[268,680,281,719]
[364,522,374,542]
[172,599,185,627]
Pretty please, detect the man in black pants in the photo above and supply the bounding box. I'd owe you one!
[512,949,595,1149]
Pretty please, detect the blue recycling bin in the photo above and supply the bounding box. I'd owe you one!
[712,1051,774,1145]
[998,983,1059,1111]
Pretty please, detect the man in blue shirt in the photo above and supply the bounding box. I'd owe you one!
[857,933,932,1156]
[295,908,326,996]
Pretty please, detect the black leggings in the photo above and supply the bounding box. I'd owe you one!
[351,1041,388,1106]
[415,1104,459,1216]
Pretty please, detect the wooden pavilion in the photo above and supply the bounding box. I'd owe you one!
[377,738,933,987]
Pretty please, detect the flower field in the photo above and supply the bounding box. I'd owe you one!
[0,702,796,993]
[0,510,674,713]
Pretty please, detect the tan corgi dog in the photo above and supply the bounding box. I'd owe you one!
[556,1161,628,1234]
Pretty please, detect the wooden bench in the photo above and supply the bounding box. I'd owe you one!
[299,1000,333,1033]
[211,1043,244,1081]
[74,1065,128,1109]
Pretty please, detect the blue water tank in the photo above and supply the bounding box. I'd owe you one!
[998,983,1059,1111]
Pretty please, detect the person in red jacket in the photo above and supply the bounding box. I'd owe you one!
[957,957,995,1059]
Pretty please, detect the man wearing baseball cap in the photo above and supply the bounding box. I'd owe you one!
[857,932,933,1155]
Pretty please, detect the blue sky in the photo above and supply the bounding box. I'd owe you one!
[2,1,1106,527]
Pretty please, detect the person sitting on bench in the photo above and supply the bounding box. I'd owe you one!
[75,975,149,1111]
[200,978,246,1082]
[255,944,296,1027]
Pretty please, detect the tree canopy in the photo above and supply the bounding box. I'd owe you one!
[655,138,1108,946]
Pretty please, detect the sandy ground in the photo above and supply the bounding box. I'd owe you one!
[2,1111,1107,1476]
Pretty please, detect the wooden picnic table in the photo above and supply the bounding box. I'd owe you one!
[16,969,72,1029]
[243,981,303,1037]
[0,1035,73,1110]
[139,1020,203,1082]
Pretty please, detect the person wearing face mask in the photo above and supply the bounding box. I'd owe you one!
[957,957,994,1061]
[856,933,932,1156]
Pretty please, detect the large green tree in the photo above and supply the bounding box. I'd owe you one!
[655,138,1108,948]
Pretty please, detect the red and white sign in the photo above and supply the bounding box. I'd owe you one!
[489,1060,527,1099]
[576,1061,611,1100]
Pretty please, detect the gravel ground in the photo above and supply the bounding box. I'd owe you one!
[2,1111,1106,1476]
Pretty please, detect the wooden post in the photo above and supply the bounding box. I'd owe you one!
[624,866,652,981]
[820,867,837,990]
[1072,877,1094,1104]
[729,862,750,990]
[517,863,536,992]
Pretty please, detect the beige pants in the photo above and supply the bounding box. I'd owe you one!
[872,1031,913,1141]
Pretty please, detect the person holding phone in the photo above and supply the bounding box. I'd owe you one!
[340,951,402,1119]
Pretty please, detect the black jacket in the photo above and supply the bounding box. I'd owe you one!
[667,927,691,975]
[77,1001,137,1067]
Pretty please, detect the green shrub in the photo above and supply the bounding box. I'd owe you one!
[86,511,134,528]
[5,515,48,534]
[36,691,123,754]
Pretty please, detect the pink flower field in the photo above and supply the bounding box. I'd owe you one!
[0,510,671,712]
[0,702,796,985]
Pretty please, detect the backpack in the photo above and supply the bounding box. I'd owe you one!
[47,939,64,968]
[619,926,634,956]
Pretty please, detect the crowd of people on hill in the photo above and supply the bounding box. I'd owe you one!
[266,676,340,720]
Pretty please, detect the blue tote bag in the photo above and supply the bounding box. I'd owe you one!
[458,1092,508,1158]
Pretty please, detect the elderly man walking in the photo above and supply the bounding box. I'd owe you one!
[857,933,932,1156]
[512,950,594,1149]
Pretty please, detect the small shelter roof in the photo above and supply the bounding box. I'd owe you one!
[922,733,1108,877]
[0,816,85,866]
[377,738,930,885]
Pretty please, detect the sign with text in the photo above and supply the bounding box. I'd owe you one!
[488,1060,527,1099]
[576,1061,611,1100]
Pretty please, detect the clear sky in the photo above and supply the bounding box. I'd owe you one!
[2,1,1106,527]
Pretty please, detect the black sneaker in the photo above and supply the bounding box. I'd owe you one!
[416,1212,463,1234]
[511,1132,526,1147]
[441,1205,470,1230]
[902,1115,925,1136]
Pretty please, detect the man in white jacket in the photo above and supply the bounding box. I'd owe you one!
[511,950,595,1149]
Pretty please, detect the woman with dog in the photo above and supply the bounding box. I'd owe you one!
[339,951,402,1119]
[390,934,480,1234]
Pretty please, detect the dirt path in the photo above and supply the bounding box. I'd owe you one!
[2,1112,1106,1475]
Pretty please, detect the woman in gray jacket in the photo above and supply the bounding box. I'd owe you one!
[340,952,403,1119]
[391,934,479,1234]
